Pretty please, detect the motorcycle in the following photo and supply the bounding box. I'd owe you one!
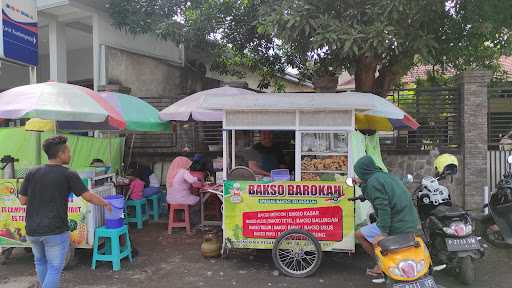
[477,155,512,248]
[412,172,485,285]
[346,178,443,288]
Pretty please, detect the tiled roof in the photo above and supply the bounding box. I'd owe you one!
[338,56,512,89]
[402,56,512,84]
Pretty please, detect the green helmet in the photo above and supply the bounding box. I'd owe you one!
[434,153,458,176]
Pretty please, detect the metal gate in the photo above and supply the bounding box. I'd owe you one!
[488,150,512,193]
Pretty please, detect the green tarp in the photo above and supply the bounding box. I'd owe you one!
[0,127,124,172]
[350,131,389,228]
[365,134,388,172]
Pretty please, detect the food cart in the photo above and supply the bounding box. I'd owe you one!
[0,167,117,265]
[201,91,419,277]
[0,84,168,266]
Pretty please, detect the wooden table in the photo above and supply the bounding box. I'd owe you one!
[199,184,223,226]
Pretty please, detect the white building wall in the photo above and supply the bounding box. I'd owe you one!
[37,48,93,82]
[67,48,93,81]
[38,54,49,82]
[95,14,184,66]
[0,61,29,91]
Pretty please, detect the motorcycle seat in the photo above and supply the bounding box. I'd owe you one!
[379,233,418,254]
[432,205,466,218]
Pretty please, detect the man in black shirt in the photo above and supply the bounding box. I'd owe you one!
[247,131,286,176]
[19,136,111,288]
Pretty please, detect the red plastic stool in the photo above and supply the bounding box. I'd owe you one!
[168,204,191,235]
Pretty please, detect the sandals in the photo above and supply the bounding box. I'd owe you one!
[366,267,384,277]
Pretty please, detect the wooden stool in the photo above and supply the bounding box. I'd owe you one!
[168,204,191,235]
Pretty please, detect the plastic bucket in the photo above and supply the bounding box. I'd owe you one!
[103,195,125,229]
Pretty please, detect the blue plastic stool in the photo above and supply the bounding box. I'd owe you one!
[91,225,133,271]
[145,193,161,221]
[160,191,168,216]
[125,199,149,229]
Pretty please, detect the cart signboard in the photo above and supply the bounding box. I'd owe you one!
[0,179,89,248]
[223,180,355,251]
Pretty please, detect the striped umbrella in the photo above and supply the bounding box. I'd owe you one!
[355,112,420,131]
[58,92,169,132]
[99,92,169,132]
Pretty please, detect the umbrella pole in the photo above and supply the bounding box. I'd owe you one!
[33,132,41,165]
[108,133,112,166]
[126,133,135,173]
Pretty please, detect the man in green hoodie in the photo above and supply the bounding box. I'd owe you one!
[353,156,419,275]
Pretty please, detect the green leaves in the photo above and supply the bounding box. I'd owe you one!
[106,0,512,93]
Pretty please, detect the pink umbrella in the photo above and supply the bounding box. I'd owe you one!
[0,82,125,129]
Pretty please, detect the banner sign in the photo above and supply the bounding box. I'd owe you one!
[0,179,89,248]
[1,0,38,66]
[223,180,355,251]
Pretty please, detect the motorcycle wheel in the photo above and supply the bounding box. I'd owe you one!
[458,256,475,285]
[482,222,512,248]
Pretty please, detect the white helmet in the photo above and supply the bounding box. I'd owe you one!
[419,176,450,205]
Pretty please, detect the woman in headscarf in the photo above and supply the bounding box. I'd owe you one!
[166,156,200,205]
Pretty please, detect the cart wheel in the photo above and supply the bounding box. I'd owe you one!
[272,229,322,278]
[0,247,14,265]
[63,246,75,270]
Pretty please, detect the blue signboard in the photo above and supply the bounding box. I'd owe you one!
[0,0,38,66]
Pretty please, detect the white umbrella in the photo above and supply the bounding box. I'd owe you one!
[159,87,257,122]
[201,91,419,130]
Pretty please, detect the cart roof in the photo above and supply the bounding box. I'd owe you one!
[201,91,399,115]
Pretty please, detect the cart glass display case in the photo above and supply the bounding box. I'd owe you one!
[299,131,348,181]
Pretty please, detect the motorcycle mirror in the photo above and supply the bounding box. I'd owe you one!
[346,177,354,187]
[404,174,414,184]
[508,155,512,165]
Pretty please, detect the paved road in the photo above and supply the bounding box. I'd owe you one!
[1,223,511,288]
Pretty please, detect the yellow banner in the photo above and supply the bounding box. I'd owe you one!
[0,179,89,248]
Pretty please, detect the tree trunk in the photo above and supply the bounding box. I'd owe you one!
[312,75,338,92]
[375,68,399,97]
[374,55,415,97]
[354,55,379,93]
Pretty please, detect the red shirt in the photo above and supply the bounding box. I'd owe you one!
[129,178,145,200]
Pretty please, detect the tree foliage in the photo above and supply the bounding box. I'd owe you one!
[107,0,512,95]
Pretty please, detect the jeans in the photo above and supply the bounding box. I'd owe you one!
[27,231,70,288]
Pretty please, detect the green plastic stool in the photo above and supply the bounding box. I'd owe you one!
[145,193,161,221]
[125,199,149,229]
[91,225,133,271]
